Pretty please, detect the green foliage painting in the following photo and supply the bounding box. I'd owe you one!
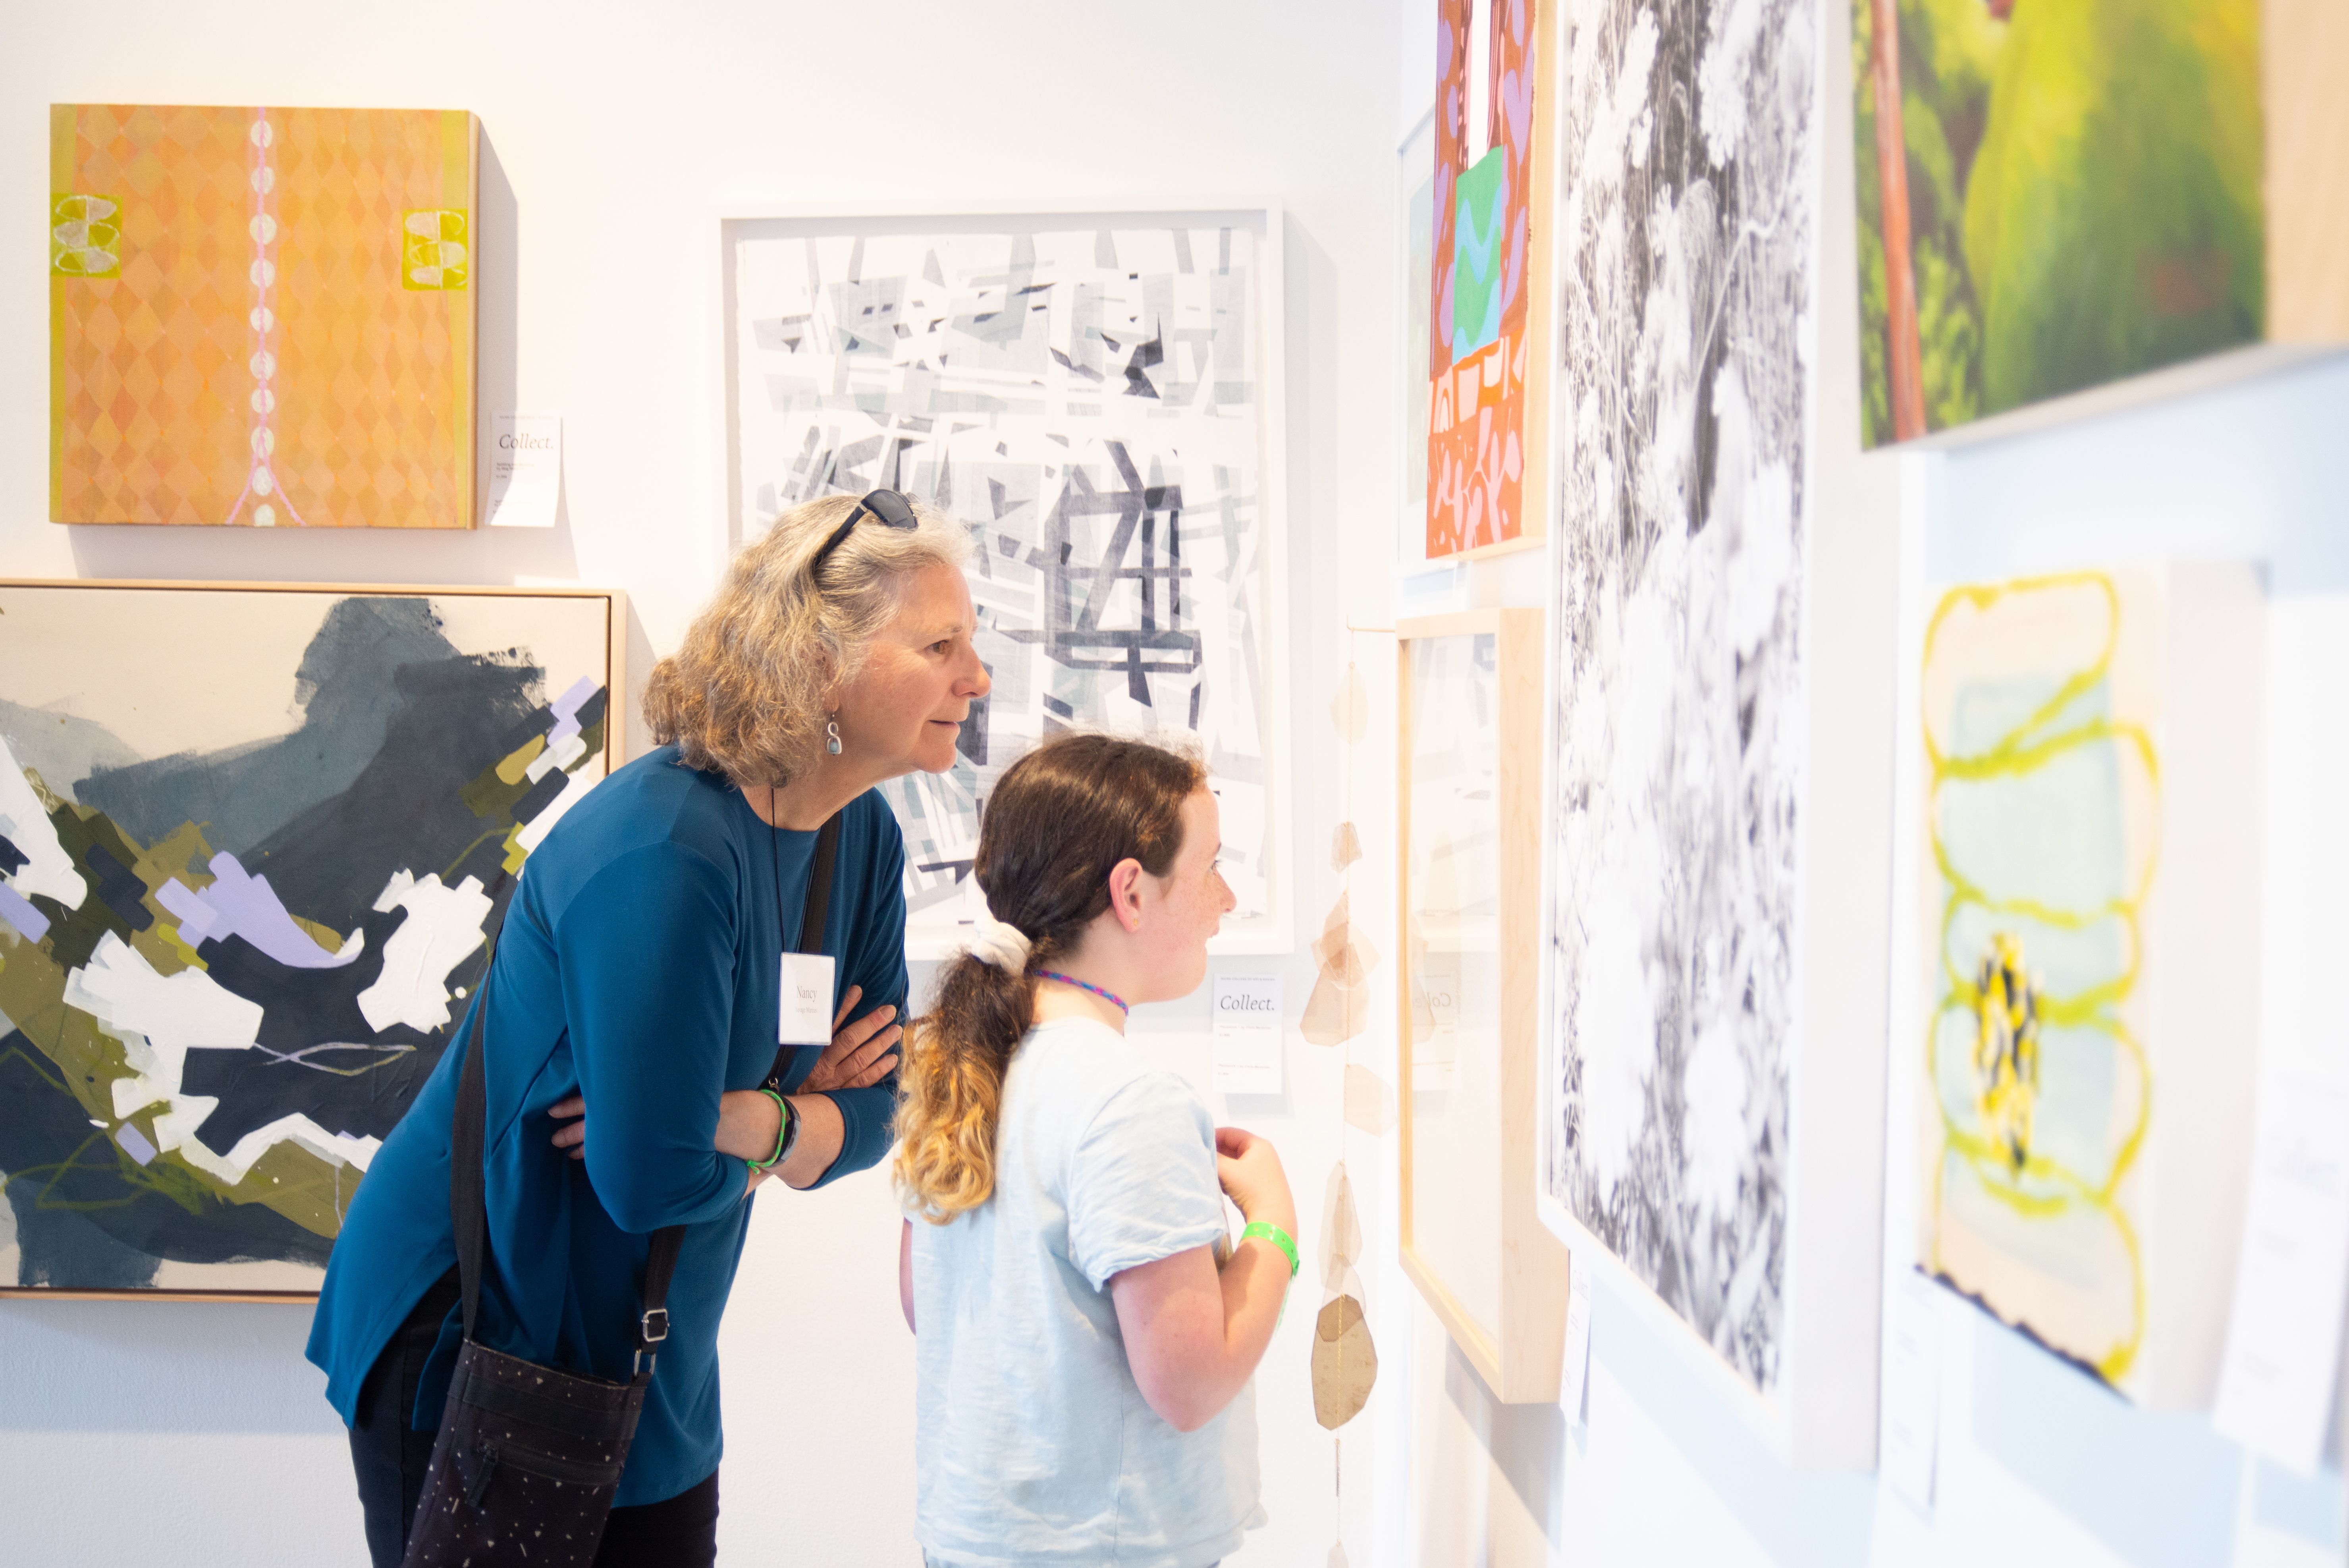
[1853,0,2266,446]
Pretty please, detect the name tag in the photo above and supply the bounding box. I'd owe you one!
[779,953,835,1045]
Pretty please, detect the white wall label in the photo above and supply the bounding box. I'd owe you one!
[1211,974,1283,1094]
[1412,949,1460,1089]
[1880,1268,1943,1515]
[2214,1059,2349,1475]
[484,411,561,528]
[1558,1253,1593,1425]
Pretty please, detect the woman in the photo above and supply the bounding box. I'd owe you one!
[306,488,986,1568]
[895,733,1296,1568]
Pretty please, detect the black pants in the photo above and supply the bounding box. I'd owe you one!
[347,1269,719,1568]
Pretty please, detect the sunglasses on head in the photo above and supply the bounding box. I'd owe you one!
[809,488,919,577]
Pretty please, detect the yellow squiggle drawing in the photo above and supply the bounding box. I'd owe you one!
[1921,571,2156,1389]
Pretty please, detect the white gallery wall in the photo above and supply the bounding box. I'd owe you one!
[6,3,2346,1567]
[0,4,1407,1565]
[1381,3,2349,1568]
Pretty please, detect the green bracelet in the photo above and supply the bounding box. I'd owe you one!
[1240,1220,1300,1279]
[746,1089,793,1172]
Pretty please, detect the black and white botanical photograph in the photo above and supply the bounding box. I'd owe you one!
[1545,0,1820,1392]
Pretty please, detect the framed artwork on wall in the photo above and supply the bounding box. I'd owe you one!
[1540,0,1890,1467]
[0,581,624,1299]
[1916,565,2264,1408]
[718,203,1292,956]
[49,105,480,528]
[1852,0,2349,447]
[1397,608,1568,1402]
[1422,0,1557,561]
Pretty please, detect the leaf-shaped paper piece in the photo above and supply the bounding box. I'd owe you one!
[1301,891,1379,1045]
[1330,1548,1350,1568]
[1331,820,1362,871]
[1312,1292,1378,1429]
[1329,662,1369,744]
[1321,1162,1363,1286]
[1311,933,1374,989]
[1343,1064,1395,1135]
[1310,891,1380,986]
[1300,967,1369,1045]
[1314,889,1350,945]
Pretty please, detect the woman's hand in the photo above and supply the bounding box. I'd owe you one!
[1213,1125,1297,1239]
[797,984,903,1094]
[547,987,901,1163]
[550,1096,588,1160]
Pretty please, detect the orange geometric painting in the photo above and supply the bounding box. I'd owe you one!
[1426,0,1552,559]
[49,104,478,528]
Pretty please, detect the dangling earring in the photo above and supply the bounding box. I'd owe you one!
[825,714,843,756]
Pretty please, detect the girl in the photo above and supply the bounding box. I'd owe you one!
[894,733,1297,1567]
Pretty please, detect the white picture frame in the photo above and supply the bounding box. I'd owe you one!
[713,203,1293,958]
[1531,0,1892,1470]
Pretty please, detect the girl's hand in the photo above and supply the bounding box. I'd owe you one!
[1213,1125,1297,1238]
[798,985,903,1094]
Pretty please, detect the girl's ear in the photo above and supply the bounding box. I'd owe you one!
[1105,856,1146,933]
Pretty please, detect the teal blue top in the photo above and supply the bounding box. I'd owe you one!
[305,745,908,1506]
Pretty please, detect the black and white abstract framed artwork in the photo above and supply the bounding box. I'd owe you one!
[1537,0,1885,1468]
[719,206,1291,956]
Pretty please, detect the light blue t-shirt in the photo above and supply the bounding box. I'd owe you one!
[911,1017,1264,1567]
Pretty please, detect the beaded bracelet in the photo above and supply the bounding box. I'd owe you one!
[746,1088,794,1172]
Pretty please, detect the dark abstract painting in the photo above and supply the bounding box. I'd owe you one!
[0,583,617,1293]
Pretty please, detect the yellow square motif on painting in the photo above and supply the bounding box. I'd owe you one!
[402,209,469,290]
[51,194,122,278]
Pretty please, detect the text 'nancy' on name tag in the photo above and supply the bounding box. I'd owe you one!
[780,953,835,1045]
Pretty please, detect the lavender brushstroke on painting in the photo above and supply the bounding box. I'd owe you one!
[546,675,597,746]
[159,853,362,969]
[0,884,49,942]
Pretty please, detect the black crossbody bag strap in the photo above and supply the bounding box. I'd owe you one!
[765,810,842,1090]
[452,974,685,1367]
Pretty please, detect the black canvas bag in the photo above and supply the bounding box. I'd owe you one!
[398,811,841,1566]
[397,977,683,1568]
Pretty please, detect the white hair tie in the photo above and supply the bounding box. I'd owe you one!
[967,911,1033,974]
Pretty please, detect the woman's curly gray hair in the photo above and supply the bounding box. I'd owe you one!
[642,493,971,787]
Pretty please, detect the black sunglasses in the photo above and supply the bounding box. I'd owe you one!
[809,488,919,577]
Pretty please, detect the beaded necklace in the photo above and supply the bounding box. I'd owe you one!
[1035,970,1130,1015]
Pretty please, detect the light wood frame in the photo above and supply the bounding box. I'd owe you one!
[1396,607,1569,1401]
[0,578,626,1302]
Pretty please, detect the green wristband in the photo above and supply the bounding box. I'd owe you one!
[746,1088,794,1172]
[1240,1220,1300,1279]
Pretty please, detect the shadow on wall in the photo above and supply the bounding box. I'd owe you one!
[0,1299,338,1434]
[60,125,583,589]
